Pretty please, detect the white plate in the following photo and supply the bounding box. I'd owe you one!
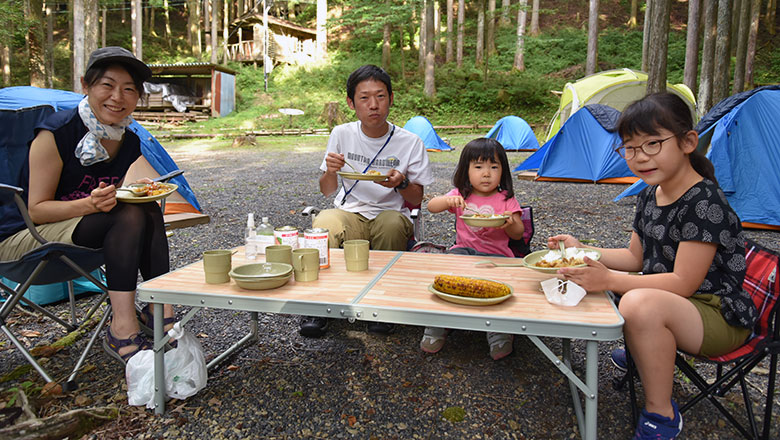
[460,214,509,227]
[337,171,389,182]
[428,282,512,306]
[522,248,602,274]
[116,183,178,203]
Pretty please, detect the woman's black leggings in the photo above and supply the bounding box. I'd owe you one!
[71,202,169,291]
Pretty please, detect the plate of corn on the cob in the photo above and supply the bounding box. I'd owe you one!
[429,274,513,305]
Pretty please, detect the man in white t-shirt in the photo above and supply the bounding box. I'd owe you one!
[300,65,433,337]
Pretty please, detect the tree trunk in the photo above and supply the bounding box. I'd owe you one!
[121,0,126,23]
[188,0,202,57]
[513,0,527,71]
[586,0,598,76]
[500,0,510,27]
[641,0,651,71]
[73,0,85,91]
[399,27,405,78]
[101,7,106,48]
[476,0,484,64]
[683,0,700,93]
[132,0,143,59]
[730,0,741,55]
[628,0,638,28]
[446,0,453,63]
[646,0,671,94]
[84,0,98,59]
[25,0,45,87]
[382,20,391,70]
[164,0,172,46]
[419,0,426,71]
[46,1,54,88]
[766,0,776,35]
[698,0,717,117]
[2,43,9,86]
[744,0,761,88]
[150,2,157,37]
[223,0,229,64]
[317,0,327,59]
[211,0,218,64]
[317,0,328,59]
[487,0,496,54]
[713,0,732,103]
[456,0,464,67]
[732,0,751,94]
[530,0,540,36]
[435,1,441,56]
[424,0,435,98]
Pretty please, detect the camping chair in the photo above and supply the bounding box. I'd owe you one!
[0,106,111,391]
[617,239,779,440]
[302,201,423,250]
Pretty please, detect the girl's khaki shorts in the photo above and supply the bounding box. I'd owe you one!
[690,293,751,357]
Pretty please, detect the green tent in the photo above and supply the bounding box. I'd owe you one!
[544,68,696,141]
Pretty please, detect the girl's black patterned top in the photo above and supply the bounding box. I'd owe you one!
[633,179,757,328]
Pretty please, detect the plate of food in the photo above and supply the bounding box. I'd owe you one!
[522,248,602,274]
[428,274,513,306]
[460,213,509,227]
[337,171,389,182]
[116,182,178,203]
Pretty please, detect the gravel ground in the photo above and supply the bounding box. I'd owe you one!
[1,141,778,439]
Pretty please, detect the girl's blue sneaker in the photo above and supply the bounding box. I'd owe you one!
[611,347,628,372]
[633,400,683,440]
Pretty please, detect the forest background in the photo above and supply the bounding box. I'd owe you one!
[2,0,780,137]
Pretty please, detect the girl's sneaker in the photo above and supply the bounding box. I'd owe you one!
[487,332,514,360]
[420,327,451,353]
[633,400,683,440]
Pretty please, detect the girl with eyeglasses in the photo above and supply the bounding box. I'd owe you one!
[547,93,756,440]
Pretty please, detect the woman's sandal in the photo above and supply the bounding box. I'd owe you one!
[138,304,178,348]
[102,329,150,366]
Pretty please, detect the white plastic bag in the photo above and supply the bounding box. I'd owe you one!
[164,323,208,400]
[125,322,208,408]
[126,349,155,406]
[541,278,587,306]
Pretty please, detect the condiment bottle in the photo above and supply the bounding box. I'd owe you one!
[245,213,257,259]
[256,216,275,255]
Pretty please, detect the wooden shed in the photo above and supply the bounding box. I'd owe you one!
[227,14,316,66]
[136,63,238,118]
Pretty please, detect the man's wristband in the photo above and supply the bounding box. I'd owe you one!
[396,176,410,190]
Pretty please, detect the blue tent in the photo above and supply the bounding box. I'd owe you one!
[403,116,452,151]
[614,86,780,229]
[0,86,202,213]
[485,116,540,151]
[514,105,638,183]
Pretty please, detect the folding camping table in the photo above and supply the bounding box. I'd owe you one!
[137,249,624,440]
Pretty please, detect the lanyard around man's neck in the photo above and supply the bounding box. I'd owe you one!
[339,123,396,206]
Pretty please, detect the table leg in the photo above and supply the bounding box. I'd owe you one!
[153,302,165,415]
[584,340,599,440]
[206,311,259,371]
[563,339,585,436]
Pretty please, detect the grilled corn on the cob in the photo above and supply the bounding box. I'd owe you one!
[433,275,510,298]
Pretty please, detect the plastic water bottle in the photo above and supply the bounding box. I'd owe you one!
[256,216,275,255]
[245,213,257,259]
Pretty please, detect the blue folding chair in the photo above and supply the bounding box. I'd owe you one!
[0,106,110,391]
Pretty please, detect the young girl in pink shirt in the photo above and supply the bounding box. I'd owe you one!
[421,138,525,359]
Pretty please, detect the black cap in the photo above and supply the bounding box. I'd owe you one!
[86,46,152,82]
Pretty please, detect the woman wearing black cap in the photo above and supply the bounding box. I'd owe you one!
[2,47,173,365]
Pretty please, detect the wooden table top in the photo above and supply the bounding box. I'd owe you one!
[139,248,623,333]
[359,252,622,326]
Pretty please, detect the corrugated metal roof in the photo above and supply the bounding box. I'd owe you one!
[147,63,238,75]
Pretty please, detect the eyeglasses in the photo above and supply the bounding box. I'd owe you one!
[614,134,678,160]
